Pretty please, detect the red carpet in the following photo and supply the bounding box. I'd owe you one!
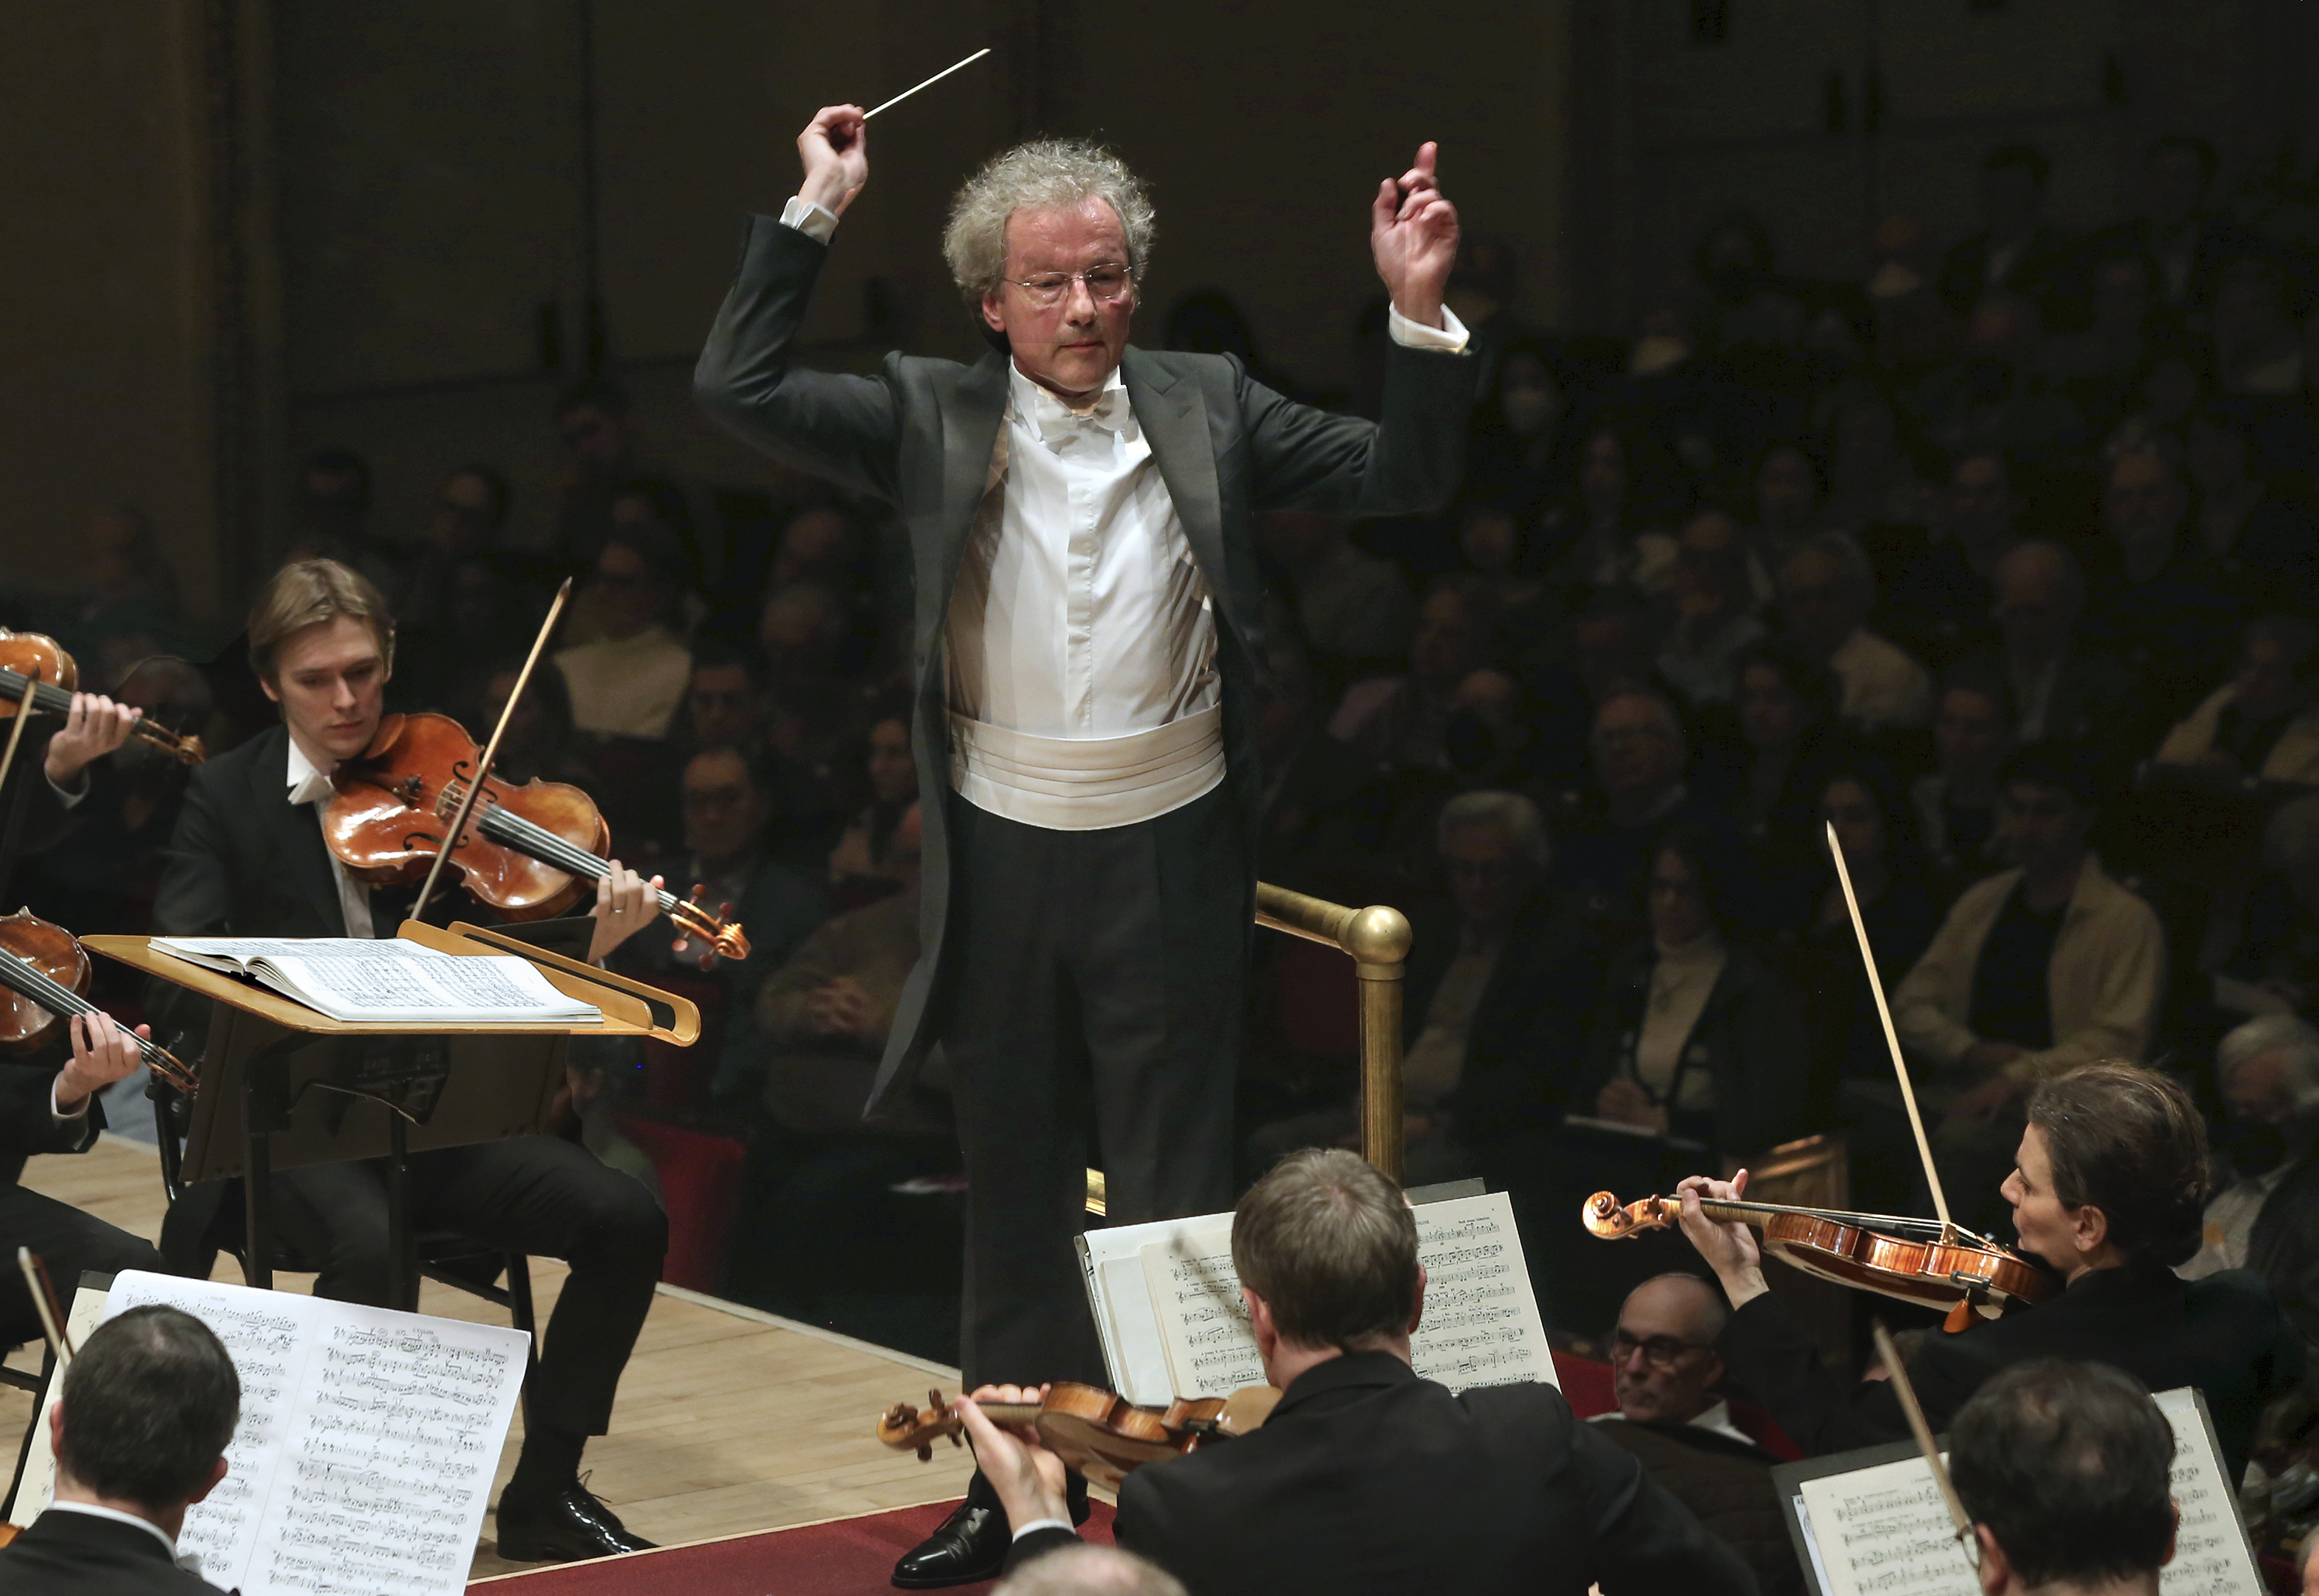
[473,1499,1116,1594]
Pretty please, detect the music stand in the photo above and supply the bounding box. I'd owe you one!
[88,920,699,1311]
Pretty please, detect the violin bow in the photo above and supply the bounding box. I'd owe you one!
[1827,820,1958,1241]
[413,577,574,919]
[0,662,43,907]
[15,1246,73,1366]
[1871,1319,1977,1564]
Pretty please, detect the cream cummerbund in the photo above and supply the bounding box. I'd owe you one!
[948,706,1226,832]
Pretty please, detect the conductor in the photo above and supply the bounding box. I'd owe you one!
[696,106,1471,1584]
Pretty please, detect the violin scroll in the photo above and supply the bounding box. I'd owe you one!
[879,1387,969,1462]
[1582,1191,1674,1240]
[671,887,750,968]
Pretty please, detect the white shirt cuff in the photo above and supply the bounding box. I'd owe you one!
[51,1077,89,1123]
[1387,301,1469,352]
[1010,1518,1075,1543]
[780,196,839,243]
[47,771,87,810]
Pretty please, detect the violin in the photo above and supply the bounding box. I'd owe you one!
[0,907,199,1095]
[0,628,206,765]
[877,1382,1280,1489]
[322,711,751,962]
[1582,1191,2052,1322]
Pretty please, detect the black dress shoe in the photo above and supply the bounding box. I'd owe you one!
[892,1475,1010,1589]
[496,1479,658,1562]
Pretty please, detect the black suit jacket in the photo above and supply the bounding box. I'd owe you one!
[694,218,1469,1113]
[0,1509,223,1596]
[0,1050,101,1188]
[1010,1352,1757,1596]
[1935,227,2070,314]
[1721,1262,2300,1481]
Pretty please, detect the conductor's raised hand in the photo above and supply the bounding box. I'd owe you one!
[797,104,869,216]
[1675,1169,1770,1310]
[1371,141,1459,329]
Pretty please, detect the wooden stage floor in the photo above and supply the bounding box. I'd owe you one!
[3,1134,983,1581]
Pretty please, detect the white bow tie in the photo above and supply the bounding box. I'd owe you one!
[1030,383,1130,444]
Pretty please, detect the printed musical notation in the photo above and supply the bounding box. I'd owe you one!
[1793,1387,2259,1596]
[1133,1193,1558,1400]
[100,1271,530,1596]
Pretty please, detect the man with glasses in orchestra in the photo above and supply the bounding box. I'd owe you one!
[1589,1274,1802,1596]
[696,107,1472,1586]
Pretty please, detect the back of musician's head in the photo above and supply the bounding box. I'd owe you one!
[993,1543,1189,1596]
[1232,1149,1418,1351]
[57,1305,240,1513]
[2027,1063,2210,1267]
[247,556,396,683]
[1950,1360,2175,1589]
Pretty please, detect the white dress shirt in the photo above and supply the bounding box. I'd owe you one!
[778,196,1466,830]
[286,734,375,938]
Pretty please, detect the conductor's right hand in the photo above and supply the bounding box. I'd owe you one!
[797,104,868,216]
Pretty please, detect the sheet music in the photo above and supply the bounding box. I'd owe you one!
[150,934,599,1024]
[1131,1193,1558,1400]
[5,1281,111,1528]
[47,1272,534,1596]
[152,936,455,966]
[1793,1387,2259,1596]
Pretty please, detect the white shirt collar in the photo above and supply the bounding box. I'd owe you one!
[1009,362,1132,444]
[1687,1398,1759,1448]
[284,731,334,807]
[45,1499,179,1558]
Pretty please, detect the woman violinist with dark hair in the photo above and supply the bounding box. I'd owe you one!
[1675,1061,2300,1479]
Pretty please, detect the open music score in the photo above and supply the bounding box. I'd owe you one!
[1081,1191,1556,1404]
[9,1272,529,1596]
[1783,1387,2259,1596]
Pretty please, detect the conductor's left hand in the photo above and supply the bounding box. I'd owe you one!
[1371,141,1459,329]
[587,862,662,963]
[955,1384,1072,1531]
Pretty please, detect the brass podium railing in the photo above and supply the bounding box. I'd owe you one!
[1087,881,1412,1214]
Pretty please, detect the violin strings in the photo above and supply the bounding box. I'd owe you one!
[0,948,163,1066]
[477,807,686,914]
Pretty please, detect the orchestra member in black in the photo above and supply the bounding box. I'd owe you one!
[148,559,669,1563]
[1675,1061,2298,1479]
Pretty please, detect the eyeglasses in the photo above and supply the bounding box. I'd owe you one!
[1003,264,1132,308]
[1609,1329,1708,1370]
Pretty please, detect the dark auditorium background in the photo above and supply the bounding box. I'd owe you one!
[9,0,2319,1384]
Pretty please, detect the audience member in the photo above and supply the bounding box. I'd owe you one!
[1657,510,1766,709]
[1677,1062,2297,1479]
[1912,294,2088,471]
[63,505,185,677]
[1590,1274,1802,1596]
[0,1305,237,1595]
[1465,337,1570,503]
[1251,641,1385,883]
[828,706,920,897]
[1911,672,2016,897]
[1884,449,2022,669]
[751,802,946,1134]
[1776,532,1932,731]
[630,745,828,1100]
[1577,824,1807,1166]
[2040,250,2160,428]
[974,1148,1755,1596]
[1811,761,1939,1058]
[1328,576,1493,771]
[1892,744,2164,1234]
[1955,539,2133,747]
[1556,688,1732,927]
[2081,444,2243,733]
[2085,132,2259,315]
[2211,254,2306,397]
[1936,144,2069,316]
[1746,441,1824,577]
[1541,426,1677,600]
[1818,387,1932,534]
[1949,1361,2179,1596]
[1694,635,1851,927]
[396,463,515,633]
[2230,796,2319,1016]
[286,447,403,594]
[553,526,696,740]
[1456,495,1565,682]
[2183,1015,2319,1344]
[683,639,769,751]
[2186,403,2319,604]
[1255,510,1415,677]
[2152,615,2319,784]
[550,376,661,571]
[1253,792,1600,1183]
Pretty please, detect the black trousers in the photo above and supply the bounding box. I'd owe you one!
[943,785,1248,1388]
[0,1183,164,1346]
[269,1134,666,1436]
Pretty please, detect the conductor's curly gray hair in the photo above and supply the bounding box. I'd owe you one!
[942,139,1156,305]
